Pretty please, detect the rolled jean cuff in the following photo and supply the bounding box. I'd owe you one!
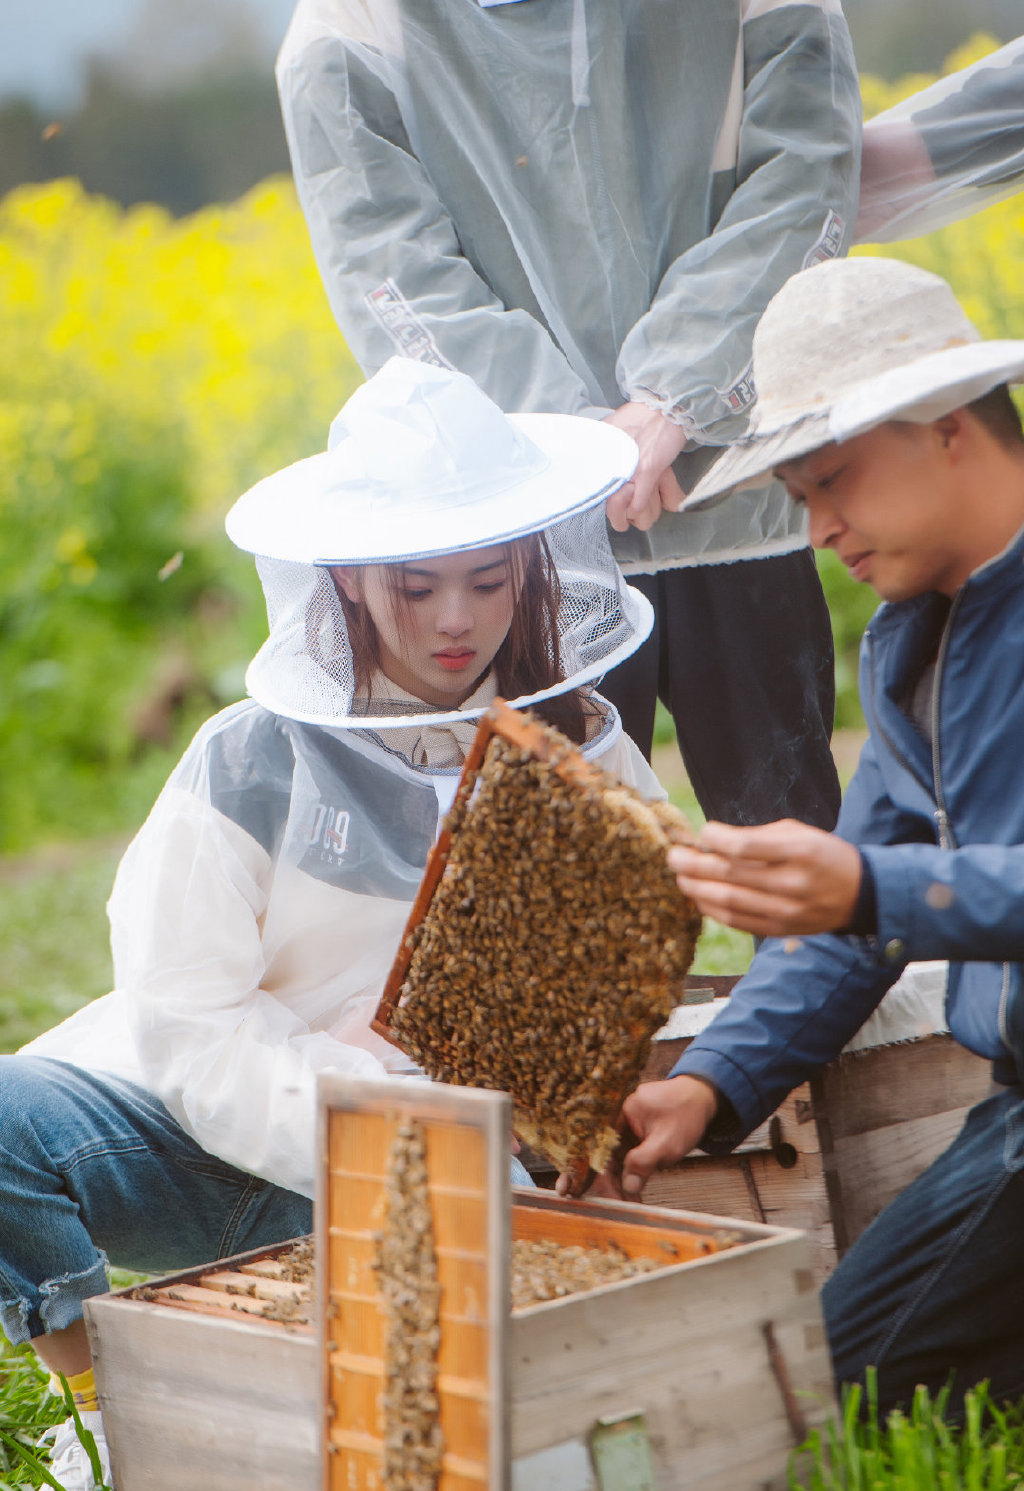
[1,1252,109,1345]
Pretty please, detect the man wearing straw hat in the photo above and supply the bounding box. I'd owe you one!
[615,255,1024,1413]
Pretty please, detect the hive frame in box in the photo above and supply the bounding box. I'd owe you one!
[317,1072,512,1491]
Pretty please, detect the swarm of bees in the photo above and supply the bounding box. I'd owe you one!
[372,1118,446,1491]
[387,717,702,1178]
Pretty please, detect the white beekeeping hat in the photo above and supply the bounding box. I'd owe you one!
[225,358,653,729]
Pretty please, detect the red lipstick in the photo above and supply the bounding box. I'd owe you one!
[433,649,476,672]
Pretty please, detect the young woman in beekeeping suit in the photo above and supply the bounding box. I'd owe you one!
[0,357,660,1490]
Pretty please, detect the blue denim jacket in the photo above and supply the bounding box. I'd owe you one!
[674,523,1024,1143]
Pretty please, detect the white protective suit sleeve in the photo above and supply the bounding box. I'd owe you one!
[110,787,387,1200]
[856,36,1024,243]
[277,29,600,417]
[615,0,861,439]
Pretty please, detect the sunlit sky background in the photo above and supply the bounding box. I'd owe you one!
[1,0,297,105]
[4,0,1020,109]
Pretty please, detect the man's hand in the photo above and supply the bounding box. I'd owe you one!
[617,1076,719,1197]
[668,819,862,937]
[603,402,689,533]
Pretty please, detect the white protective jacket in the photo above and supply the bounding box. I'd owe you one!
[276,0,862,573]
[25,698,661,1198]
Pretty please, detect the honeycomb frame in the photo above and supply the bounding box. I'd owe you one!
[373,701,702,1190]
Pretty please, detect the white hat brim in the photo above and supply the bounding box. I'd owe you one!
[682,340,1024,511]
[227,414,637,564]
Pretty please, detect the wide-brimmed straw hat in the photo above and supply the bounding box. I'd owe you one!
[682,257,1024,510]
[224,359,653,731]
[227,356,637,562]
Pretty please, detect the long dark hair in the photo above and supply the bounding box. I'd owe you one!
[336,535,592,744]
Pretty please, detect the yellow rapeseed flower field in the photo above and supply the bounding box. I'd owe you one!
[0,175,361,518]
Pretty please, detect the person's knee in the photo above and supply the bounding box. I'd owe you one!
[0,1056,78,1168]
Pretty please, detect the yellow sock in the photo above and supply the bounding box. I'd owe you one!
[63,1367,99,1413]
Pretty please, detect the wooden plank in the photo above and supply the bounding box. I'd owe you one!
[827,1105,977,1246]
[508,1231,831,1490]
[198,1270,307,1303]
[815,1036,992,1139]
[511,1204,734,1265]
[640,1149,837,1282]
[85,1297,319,1491]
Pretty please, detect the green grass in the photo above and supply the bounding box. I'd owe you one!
[0,845,122,1054]
[665,760,755,978]
[0,1269,140,1490]
[790,1374,1024,1490]
[0,1343,64,1489]
[5,1341,1024,1489]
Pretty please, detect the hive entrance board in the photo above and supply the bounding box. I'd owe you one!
[372,701,701,1192]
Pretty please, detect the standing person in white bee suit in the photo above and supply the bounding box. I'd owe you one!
[0,359,659,1491]
[275,0,862,829]
[856,36,1024,244]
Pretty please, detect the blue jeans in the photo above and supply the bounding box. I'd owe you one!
[0,1055,535,1346]
[0,1057,314,1344]
[822,1083,1024,1417]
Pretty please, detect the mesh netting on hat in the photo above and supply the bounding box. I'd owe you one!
[244,507,652,730]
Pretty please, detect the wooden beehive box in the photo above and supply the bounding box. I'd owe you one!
[85,1242,319,1489]
[86,1074,833,1491]
[636,965,993,1280]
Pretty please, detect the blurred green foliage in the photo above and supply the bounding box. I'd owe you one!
[0,390,230,845]
[0,175,359,851]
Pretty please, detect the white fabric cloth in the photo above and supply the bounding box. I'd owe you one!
[276,0,861,573]
[24,698,662,1199]
[357,669,498,768]
[227,358,639,566]
[656,961,949,1050]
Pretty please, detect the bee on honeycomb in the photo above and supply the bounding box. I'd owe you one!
[387,714,702,1180]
